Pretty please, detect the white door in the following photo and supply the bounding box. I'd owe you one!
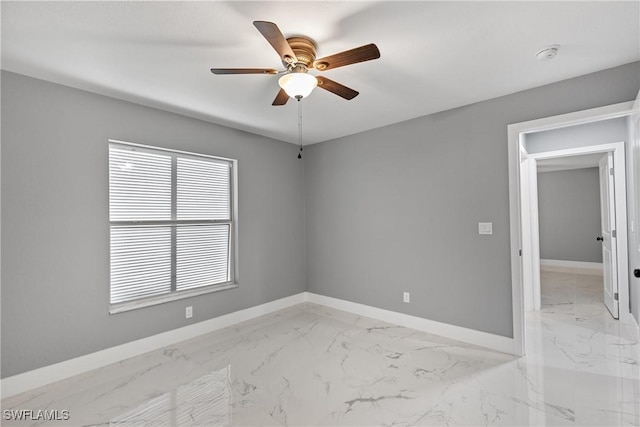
[599,152,619,319]
[632,91,640,322]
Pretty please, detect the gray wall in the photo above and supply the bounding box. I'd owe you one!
[525,116,629,153]
[537,168,602,263]
[1,71,306,378]
[305,62,640,338]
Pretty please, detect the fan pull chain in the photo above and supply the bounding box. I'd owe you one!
[297,95,303,159]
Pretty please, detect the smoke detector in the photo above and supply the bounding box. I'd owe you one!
[536,45,560,61]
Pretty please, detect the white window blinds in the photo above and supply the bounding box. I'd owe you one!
[176,224,230,291]
[110,226,172,303]
[109,148,172,221]
[177,157,230,220]
[109,141,235,309]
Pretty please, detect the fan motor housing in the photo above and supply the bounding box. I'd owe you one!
[285,37,317,69]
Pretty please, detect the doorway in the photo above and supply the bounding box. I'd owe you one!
[507,101,635,356]
[528,148,622,319]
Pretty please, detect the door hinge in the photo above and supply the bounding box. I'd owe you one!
[612,230,616,238]
[610,167,614,175]
[614,292,619,301]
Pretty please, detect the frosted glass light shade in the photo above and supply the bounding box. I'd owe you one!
[278,73,317,99]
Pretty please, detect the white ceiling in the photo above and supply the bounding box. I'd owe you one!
[2,1,638,145]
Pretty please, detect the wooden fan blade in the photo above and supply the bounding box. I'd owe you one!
[253,21,297,64]
[210,68,278,75]
[316,76,359,100]
[313,44,380,71]
[272,88,290,106]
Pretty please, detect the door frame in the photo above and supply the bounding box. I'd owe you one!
[525,142,626,316]
[508,101,634,356]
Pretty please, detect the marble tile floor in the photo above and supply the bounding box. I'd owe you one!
[2,271,639,426]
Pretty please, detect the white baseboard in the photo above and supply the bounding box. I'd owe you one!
[540,259,603,275]
[306,293,515,355]
[2,292,516,399]
[1,292,307,399]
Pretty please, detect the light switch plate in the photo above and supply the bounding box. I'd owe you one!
[479,222,493,235]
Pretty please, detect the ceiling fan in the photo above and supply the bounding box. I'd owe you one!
[210,21,380,105]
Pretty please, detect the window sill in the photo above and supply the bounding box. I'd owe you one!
[109,282,238,314]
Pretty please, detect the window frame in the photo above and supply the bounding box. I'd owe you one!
[108,139,238,314]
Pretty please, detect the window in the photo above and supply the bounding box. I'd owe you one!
[108,140,236,313]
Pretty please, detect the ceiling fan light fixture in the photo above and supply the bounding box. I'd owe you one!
[278,72,318,99]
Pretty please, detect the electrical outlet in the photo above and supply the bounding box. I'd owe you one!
[185,306,193,319]
[403,292,410,303]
